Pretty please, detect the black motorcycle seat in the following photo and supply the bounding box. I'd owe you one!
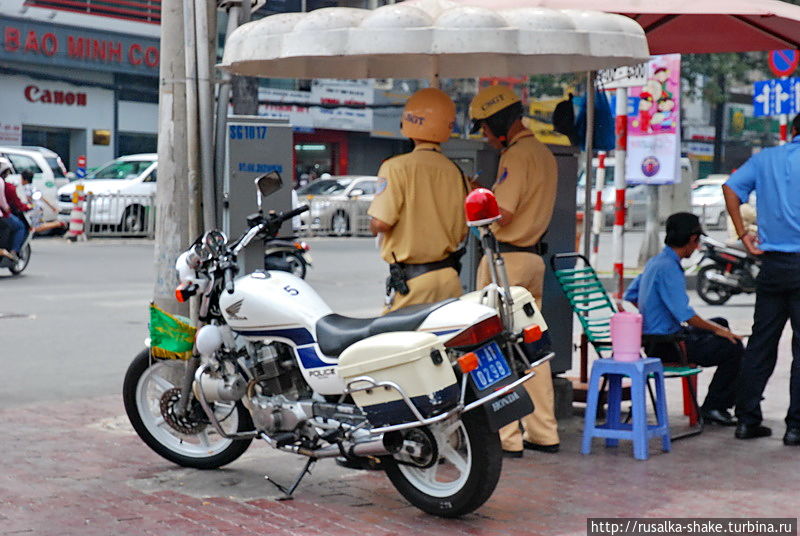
[315,299,457,357]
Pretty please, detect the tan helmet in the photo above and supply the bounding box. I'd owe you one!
[400,88,456,143]
[469,85,523,143]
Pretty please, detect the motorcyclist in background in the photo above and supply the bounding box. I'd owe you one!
[0,157,29,262]
[19,170,67,235]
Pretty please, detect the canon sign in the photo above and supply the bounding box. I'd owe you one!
[24,85,87,106]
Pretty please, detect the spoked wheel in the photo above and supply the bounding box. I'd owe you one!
[382,411,501,518]
[8,243,30,275]
[123,349,253,469]
[697,265,733,305]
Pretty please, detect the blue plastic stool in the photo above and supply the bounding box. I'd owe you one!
[581,357,671,460]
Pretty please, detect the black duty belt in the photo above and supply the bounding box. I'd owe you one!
[386,250,464,297]
[497,241,548,256]
[399,256,460,281]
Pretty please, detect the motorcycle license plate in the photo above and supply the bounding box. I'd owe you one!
[470,342,512,391]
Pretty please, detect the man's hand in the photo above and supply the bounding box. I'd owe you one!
[713,325,743,344]
[741,232,764,256]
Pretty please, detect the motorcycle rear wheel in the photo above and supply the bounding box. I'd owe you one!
[123,349,253,469]
[382,410,501,518]
[697,265,733,305]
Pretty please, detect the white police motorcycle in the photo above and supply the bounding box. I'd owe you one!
[123,173,552,517]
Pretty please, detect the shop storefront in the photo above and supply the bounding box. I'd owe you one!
[260,79,410,184]
[0,14,159,170]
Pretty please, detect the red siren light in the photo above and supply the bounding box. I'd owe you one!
[464,188,501,227]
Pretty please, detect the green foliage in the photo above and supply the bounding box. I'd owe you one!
[681,53,764,104]
[528,73,580,99]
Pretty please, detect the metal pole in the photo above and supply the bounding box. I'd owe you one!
[780,76,789,146]
[612,87,628,299]
[582,72,595,264]
[195,0,216,230]
[214,7,240,224]
[182,0,202,241]
[637,184,660,266]
[590,151,606,267]
[154,0,190,315]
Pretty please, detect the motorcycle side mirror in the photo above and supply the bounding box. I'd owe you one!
[255,171,282,214]
[255,172,282,198]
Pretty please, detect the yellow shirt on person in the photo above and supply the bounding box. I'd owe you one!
[368,142,468,265]
[491,130,558,247]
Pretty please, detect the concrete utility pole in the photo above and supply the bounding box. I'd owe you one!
[154,0,190,315]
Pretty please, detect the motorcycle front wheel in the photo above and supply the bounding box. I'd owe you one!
[382,410,502,518]
[696,265,734,305]
[123,349,254,469]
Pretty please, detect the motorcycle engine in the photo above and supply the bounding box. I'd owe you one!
[241,342,313,434]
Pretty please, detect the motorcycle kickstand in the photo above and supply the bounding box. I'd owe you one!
[264,457,316,501]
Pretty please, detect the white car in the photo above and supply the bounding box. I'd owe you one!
[58,154,157,232]
[691,177,729,229]
[298,176,379,236]
[577,157,692,226]
[0,146,70,222]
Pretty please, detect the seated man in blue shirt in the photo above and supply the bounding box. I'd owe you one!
[624,212,744,426]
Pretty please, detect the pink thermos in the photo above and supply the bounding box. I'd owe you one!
[610,312,643,362]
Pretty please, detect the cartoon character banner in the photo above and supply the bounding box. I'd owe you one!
[626,54,681,184]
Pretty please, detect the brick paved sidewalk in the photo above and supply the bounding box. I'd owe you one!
[2,382,799,536]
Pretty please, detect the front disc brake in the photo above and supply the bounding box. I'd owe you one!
[160,387,207,435]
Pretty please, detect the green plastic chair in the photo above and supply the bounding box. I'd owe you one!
[550,253,703,440]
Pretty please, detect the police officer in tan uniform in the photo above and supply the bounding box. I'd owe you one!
[470,85,560,456]
[369,88,469,312]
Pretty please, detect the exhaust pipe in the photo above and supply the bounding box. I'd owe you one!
[705,271,739,288]
[307,432,403,459]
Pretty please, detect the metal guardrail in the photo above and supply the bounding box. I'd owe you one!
[297,198,372,237]
[84,193,156,238]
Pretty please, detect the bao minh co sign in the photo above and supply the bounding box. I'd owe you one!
[0,15,159,75]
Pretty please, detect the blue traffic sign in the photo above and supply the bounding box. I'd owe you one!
[769,50,800,78]
[753,78,797,116]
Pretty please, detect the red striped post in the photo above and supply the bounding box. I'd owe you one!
[612,87,628,299]
[590,151,606,267]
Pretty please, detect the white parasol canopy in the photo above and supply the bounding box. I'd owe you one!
[219,0,650,79]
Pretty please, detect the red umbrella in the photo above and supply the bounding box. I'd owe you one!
[407,0,800,53]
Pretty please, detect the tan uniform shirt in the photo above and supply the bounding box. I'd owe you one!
[491,130,558,247]
[368,143,468,264]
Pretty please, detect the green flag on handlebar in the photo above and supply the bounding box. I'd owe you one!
[149,303,196,360]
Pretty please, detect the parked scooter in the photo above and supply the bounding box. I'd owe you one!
[264,238,312,279]
[123,173,552,517]
[691,236,759,305]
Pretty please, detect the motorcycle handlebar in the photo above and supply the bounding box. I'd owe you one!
[282,204,310,221]
[223,265,235,294]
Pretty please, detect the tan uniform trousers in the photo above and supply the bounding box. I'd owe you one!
[386,267,462,314]
[477,251,560,451]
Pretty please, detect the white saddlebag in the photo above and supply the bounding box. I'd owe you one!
[337,332,458,427]
[461,285,548,334]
